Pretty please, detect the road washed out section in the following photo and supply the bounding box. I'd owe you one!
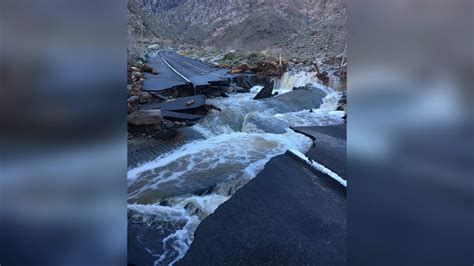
[128,75,345,265]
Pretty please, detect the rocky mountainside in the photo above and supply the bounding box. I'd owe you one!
[128,0,346,60]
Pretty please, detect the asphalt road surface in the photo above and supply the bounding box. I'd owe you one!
[179,150,347,265]
[159,50,230,86]
[143,51,229,92]
[293,124,347,179]
[142,53,189,92]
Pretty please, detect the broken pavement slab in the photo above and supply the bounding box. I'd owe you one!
[292,124,347,179]
[253,80,275,100]
[141,95,206,111]
[263,89,328,113]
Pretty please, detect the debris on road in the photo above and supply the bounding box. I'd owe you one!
[140,95,209,122]
[142,95,205,111]
[141,64,158,75]
[253,80,275,100]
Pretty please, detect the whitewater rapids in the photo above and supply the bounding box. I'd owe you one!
[127,72,345,265]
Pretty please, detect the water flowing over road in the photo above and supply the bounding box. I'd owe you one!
[128,51,345,265]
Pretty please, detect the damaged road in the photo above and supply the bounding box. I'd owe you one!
[127,49,347,266]
[128,50,227,144]
[158,50,230,88]
[131,50,280,133]
[142,52,191,92]
[143,50,230,95]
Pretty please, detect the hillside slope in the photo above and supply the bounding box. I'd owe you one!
[128,0,346,60]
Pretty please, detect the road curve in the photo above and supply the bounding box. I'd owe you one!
[143,50,230,92]
[158,50,229,86]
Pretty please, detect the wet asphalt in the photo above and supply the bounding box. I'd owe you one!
[179,148,346,265]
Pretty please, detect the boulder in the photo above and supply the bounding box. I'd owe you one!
[141,65,158,75]
[127,110,163,126]
[139,92,154,103]
[127,95,139,103]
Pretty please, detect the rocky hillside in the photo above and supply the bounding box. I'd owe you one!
[128,0,346,60]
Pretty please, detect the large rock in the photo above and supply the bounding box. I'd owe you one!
[127,95,139,103]
[127,110,163,125]
[139,92,154,103]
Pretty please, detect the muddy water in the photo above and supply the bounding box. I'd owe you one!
[127,75,345,265]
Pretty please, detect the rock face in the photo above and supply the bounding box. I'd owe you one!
[128,0,346,59]
[283,8,346,60]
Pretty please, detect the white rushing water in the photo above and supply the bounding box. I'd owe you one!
[128,73,345,265]
[273,71,333,95]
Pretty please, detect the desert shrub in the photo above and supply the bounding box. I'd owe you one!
[247,52,260,60]
[223,52,236,61]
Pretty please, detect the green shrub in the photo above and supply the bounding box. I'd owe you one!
[223,52,236,61]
